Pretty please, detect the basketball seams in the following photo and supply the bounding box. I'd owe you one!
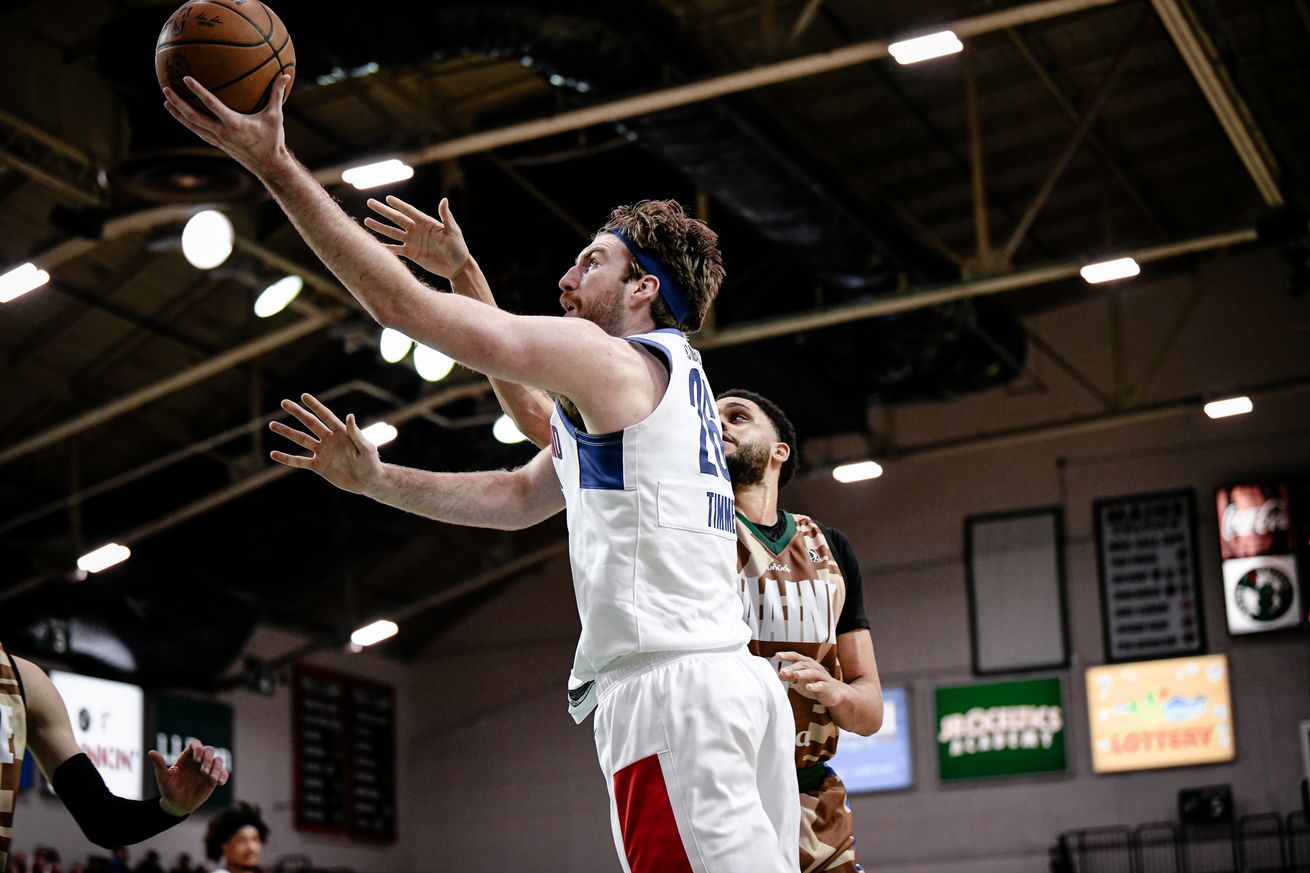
[156,0,293,114]
[158,0,271,50]
[208,48,279,101]
[157,38,267,51]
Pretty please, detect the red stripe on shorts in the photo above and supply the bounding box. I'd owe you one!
[613,753,693,873]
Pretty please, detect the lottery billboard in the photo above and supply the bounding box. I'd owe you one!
[1086,653,1235,774]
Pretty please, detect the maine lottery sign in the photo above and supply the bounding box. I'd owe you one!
[1086,654,1235,774]
[935,677,1066,781]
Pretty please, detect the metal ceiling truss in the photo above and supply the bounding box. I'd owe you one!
[1149,0,1284,206]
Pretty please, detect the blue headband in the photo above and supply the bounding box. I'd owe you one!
[605,228,693,324]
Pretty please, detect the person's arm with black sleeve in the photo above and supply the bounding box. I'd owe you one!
[776,524,884,735]
[15,656,228,848]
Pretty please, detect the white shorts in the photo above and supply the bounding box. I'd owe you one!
[592,645,799,873]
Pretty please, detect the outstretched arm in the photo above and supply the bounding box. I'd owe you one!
[162,77,644,420]
[18,656,228,847]
[363,195,554,449]
[269,393,563,529]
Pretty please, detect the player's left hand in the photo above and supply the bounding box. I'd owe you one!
[162,74,292,178]
[364,195,473,281]
[149,739,229,817]
[776,651,847,709]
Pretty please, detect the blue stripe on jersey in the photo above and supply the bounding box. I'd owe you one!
[577,432,624,490]
[625,335,673,372]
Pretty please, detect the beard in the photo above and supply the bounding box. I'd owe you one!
[581,286,626,337]
[725,439,771,486]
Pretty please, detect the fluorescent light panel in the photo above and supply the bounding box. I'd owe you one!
[1080,257,1140,284]
[1204,396,1253,419]
[493,414,527,445]
[360,421,398,446]
[253,275,303,318]
[0,263,51,303]
[181,210,234,270]
[379,327,414,363]
[350,619,398,647]
[888,31,963,64]
[341,159,414,190]
[413,343,454,382]
[77,542,131,573]
[833,461,884,483]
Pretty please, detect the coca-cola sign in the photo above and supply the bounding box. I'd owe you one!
[1216,483,1291,559]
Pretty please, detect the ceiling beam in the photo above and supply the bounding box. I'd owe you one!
[310,0,1121,182]
[0,312,336,468]
[1149,0,1283,206]
[697,226,1257,349]
[880,372,1310,465]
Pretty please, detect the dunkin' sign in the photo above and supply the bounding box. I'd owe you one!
[1216,483,1302,634]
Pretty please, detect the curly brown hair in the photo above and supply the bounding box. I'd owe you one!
[204,801,268,861]
[601,199,725,333]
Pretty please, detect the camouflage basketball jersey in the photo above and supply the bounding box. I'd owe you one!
[736,512,847,769]
[0,641,28,870]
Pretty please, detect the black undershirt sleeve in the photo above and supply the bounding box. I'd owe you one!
[817,523,871,636]
[51,753,187,849]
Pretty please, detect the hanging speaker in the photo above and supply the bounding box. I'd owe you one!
[1178,785,1233,824]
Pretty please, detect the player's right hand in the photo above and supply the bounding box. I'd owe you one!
[364,195,472,281]
[269,393,383,495]
[163,74,292,178]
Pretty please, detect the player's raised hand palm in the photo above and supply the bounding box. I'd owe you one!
[162,74,291,176]
[364,196,471,280]
[149,739,228,817]
[269,394,382,495]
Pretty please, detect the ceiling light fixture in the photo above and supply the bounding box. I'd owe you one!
[0,263,51,303]
[1203,396,1253,419]
[360,421,398,446]
[379,327,414,363]
[77,542,131,573]
[350,619,398,647]
[341,159,414,190]
[1079,257,1141,284]
[493,414,528,445]
[888,31,963,65]
[253,275,303,318]
[832,460,884,484]
[413,343,455,382]
[180,210,234,270]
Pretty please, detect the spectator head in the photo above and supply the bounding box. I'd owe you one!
[204,802,269,870]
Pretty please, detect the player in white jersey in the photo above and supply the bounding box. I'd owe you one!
[164,74,796,871]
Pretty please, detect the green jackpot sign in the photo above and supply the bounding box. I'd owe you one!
[153,695,235,807]
[935,676,1067,781]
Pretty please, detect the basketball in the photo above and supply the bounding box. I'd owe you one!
[155,0,296,114]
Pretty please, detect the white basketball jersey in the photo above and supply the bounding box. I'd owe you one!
[550,329,749,721]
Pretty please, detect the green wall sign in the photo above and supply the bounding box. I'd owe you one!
[935,676,1066,781]
[153,695,235,807]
